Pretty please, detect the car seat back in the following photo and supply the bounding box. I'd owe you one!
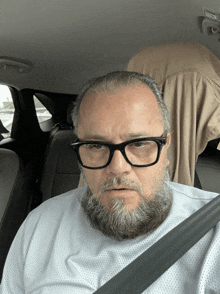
[0,149,19,220]
[126,42,220,187]
[0,148,28,281]
[195,149,220,193]
[40,124,81,202]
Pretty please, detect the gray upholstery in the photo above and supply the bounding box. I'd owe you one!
[0,149,19,220]
[0,148,28,281]
[196,152,220,193]
[40,127,81,202]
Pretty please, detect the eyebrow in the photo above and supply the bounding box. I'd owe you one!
[80,132,155,142]
[125,132,154,139]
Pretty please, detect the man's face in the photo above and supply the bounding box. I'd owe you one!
[77,83,172,239]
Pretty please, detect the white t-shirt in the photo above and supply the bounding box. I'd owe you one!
[1,182,220,294]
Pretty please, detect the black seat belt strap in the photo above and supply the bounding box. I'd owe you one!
[94,194,220,294]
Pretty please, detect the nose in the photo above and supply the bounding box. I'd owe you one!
[105,149,132,176]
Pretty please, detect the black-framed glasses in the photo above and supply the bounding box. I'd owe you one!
[71,134,167,169]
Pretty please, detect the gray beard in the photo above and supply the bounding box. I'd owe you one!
[80,168,173,241]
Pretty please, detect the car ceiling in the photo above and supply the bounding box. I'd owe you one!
[1,0,220,94]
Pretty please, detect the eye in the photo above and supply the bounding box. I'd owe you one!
[129,141,149,148]
[86,143,104,150]
[133,142,145,147]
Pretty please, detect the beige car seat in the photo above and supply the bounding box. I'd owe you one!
[126,42,220,186]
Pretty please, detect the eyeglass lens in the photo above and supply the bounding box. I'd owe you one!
[79,140,158,168]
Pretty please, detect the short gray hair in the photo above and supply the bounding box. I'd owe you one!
[71,71,170,135]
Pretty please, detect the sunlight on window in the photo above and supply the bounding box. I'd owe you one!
[0,85,12,107]
[34,96,52,124]
[0,85,14,140]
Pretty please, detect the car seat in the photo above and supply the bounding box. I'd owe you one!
[39,123,81,202]
[0,148,29,281]
[126,42,220,188]
[196,150,220,193]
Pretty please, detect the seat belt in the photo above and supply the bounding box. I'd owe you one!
[94,193,220,294]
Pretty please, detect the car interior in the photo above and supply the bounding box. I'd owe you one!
[0,0,220,283]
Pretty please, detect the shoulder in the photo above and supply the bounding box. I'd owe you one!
[170,182,219,215]
[170,182,219,200]
[34,185,86,210]
[156,182,220,238]
[23,186,87,231]
[13,186,88,253]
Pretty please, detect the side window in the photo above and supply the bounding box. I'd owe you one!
[0,85,14,140]
[33,95,52,124]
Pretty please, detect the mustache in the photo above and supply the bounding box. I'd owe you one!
[97,176,144,196]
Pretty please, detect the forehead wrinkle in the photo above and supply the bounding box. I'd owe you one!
[78,84,164,139]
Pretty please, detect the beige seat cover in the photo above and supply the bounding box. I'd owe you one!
[126,42,220,186]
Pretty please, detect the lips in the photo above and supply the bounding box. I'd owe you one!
[106,186,133,191]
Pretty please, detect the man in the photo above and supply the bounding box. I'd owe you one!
[0,71,219,293]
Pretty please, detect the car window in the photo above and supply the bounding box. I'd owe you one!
[33,95,52,124]
[0,85,14,140]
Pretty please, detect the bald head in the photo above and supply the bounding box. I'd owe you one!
[78,83,164,142]
[71,71,170,135]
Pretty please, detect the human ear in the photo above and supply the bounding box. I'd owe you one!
[165,133,171,166]
[166,133,171,148]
